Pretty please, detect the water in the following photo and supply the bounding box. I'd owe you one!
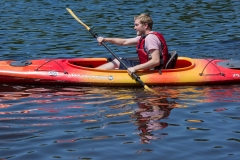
[0,0,240,159]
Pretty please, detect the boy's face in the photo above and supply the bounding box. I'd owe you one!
[134,19,147,36]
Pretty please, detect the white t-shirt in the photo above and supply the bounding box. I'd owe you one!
[135,31,162,53]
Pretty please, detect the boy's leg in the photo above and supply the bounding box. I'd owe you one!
[96,59,120,70]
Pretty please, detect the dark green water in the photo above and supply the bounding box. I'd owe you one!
[0,0,240,159]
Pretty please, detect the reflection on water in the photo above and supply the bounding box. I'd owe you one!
[132,97,175,144]
[0,84,240,159]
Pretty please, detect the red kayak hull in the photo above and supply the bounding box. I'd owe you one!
[0,57,240,86]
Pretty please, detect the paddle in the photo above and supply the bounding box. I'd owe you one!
[66,8,157,94]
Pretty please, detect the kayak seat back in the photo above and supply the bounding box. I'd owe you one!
[165,51,178,69]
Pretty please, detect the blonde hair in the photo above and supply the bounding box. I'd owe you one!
[134,13,153,30]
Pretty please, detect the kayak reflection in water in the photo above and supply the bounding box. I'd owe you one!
[132,98,174,144]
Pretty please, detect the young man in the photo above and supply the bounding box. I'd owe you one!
[96,13,169,75]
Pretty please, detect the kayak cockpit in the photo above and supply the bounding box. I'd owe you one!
[67,58,109,68]
[173,58,195,71]
[66,57,195,72]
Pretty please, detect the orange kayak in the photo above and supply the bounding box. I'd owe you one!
[0,56,239,86]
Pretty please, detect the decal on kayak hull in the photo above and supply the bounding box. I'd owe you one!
[49,71,58,76]
[70,74,114,81]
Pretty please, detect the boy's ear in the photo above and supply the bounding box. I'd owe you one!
[144,23,149,29]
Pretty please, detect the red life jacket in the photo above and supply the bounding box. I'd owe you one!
[136,32,169,68]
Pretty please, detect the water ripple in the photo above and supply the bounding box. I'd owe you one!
[1,0,240,159]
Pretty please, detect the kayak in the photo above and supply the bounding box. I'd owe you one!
[0,54,240,86]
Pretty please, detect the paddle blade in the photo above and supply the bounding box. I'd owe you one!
[66,8,90,31]
[143,85,158,94]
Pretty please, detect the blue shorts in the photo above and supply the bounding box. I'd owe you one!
[119,58,140,70]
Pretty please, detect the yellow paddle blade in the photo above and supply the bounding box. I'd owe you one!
[66,8,90,31]
[144,85,159,94]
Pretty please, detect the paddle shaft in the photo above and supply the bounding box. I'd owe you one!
[66,8,155,91]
